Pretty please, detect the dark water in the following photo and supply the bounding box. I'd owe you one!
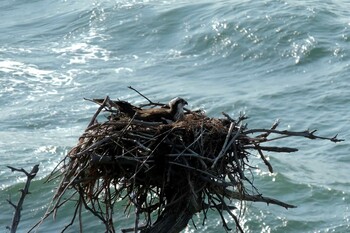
[1,0,349,232]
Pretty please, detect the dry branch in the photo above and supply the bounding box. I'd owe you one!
[31,95,342,233]
[7,164,39,233]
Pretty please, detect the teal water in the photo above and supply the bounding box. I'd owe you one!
[1,0,349,232]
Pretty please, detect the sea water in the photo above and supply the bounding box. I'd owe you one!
[1,0,349,232]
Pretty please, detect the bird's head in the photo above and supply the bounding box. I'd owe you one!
[169,97,188,121]
[169,97,188,109]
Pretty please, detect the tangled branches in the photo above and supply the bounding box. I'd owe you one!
[31,95,342,233]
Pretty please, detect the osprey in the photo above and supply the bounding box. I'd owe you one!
[94,97,188,123]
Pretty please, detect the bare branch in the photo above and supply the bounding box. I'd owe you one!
[128,86,155,105]
[244,128,343,142]
[7,164,39,233]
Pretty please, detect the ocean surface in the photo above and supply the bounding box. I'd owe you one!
[1,0,349,232]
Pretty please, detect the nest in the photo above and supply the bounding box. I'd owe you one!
[33,93,341,233]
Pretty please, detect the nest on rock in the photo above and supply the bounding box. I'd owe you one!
[33,93,341,233]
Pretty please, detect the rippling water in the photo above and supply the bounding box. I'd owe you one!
[1,0,349,232]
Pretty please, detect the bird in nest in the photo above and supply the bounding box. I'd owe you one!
[93,97,188,123]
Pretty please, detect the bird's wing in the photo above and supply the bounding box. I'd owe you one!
[113,101,141,117]
[137,108,172,122]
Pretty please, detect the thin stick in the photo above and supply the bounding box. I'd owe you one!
[211,122,235,169]
[244,128,343,142]
[87,96,110,128]
[128,86,154,104]
[214,188,297,209]
[256,144,274,173]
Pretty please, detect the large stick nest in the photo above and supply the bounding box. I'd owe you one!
[33,94,342,233]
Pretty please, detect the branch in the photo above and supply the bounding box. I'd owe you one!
[244,129,344,143]
[216,188,297,209]
[255,145,274,173]
[128,86,154,105]
[7,164,39,233]
[86,96,110,128]
[211,123,242,169]
[244,145,298,153]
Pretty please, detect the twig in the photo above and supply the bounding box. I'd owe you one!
[213,190,243,233]
[73,136,114,158]
[244,145,298,153]
[28,191,77,233]
[244,129,343,142]
[212,123,242,169]
[86,96,110,128]
[256,119,280,139]
[128,86,154,104]
[221,112,236,123]
[211,122,235,169]
[255,144,274,173]
[7,164,39,233]
[237,112,248,124]
[215,188,297,209]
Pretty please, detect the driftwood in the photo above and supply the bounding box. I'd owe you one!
[6,164,39,233]
[30,92,342,233]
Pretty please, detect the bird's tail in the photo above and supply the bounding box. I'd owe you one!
[113,101,138,117]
